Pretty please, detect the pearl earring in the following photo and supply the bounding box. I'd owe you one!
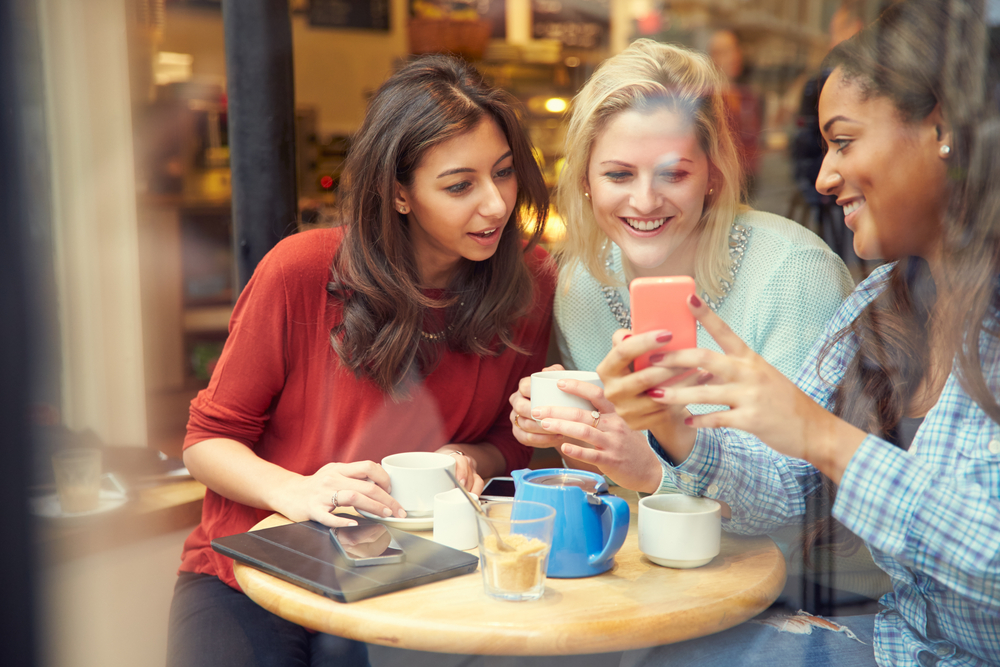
[584,192,591,200]
[398,206,408,214]
[708,188,715,195]
[940,145,951,157]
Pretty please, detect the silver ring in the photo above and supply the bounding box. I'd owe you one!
[591,410,601,428]
[331,490,340,511]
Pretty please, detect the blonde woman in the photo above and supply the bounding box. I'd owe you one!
[510,39,853,499]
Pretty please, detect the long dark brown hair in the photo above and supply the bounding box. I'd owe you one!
[804,0,1000,563]
[328,55,549,397]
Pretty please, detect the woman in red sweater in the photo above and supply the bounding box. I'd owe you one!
[167,55,555,667]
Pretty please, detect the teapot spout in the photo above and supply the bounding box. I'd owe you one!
[511,468,529,489]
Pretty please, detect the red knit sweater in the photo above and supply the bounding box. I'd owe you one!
[179,226,555,589]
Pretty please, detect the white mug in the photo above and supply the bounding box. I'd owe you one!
[432,487,479,550]
[381,452,456,517]
[529,370,603,421]
[638,494,721,569]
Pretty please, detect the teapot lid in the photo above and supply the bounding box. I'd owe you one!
[527,471,606,494]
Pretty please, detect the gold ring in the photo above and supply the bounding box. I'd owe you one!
[513,413,521,429]
[591,410,601,428]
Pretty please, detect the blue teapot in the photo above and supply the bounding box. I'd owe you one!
[512,468,630,578]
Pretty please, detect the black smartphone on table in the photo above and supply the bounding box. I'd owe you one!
[480,476,515,502]
[329,515,405,566]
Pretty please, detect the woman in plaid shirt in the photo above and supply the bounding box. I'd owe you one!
[600,0,1000,664]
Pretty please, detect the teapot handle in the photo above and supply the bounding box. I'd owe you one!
[587,494,629,567]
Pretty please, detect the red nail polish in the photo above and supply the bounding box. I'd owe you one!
[649,353,664,363]
[623,334,632,340]
[684,416,694,426]
[656,332,673,343]
[646,388,664,398]
[698,372,714,384]
[689,294,702,308]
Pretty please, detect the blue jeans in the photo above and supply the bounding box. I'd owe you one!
[167,572,370,667]
[620,611,878,667]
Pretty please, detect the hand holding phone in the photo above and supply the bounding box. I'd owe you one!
[329,517,405,566]
[629,276,698,372]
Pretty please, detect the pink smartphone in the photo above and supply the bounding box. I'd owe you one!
[629,276,698,372]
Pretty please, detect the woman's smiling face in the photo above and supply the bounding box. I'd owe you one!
[586,106,711,277]
[816,68,949,261]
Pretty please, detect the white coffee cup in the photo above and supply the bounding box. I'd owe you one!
[638,494,721,569]
[381,452,457,518]
[433,487,479,550]
[530,370,604,421]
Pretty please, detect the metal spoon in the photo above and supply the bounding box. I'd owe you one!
[444,469,514,552]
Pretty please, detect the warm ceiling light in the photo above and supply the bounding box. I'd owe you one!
[544,97,568,114]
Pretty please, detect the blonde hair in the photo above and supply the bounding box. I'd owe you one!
[555,38,746,299]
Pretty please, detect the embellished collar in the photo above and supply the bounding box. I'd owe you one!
[600,222,751,330]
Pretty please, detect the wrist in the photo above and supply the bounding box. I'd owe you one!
[638,462,664,494]
[806,409,867,485]
[265,469,305,515]
[649,416,697,466]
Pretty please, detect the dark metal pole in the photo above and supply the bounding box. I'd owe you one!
[223,0,298,293]
[0,0,39,664]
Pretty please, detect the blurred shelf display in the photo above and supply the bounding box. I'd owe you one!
[182,305,233,333]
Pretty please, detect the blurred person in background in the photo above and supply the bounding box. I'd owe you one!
[790,0,867,273]
[708,28,763,200]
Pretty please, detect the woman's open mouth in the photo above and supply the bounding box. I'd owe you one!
[841,197,866,229]
[468,227,502,246]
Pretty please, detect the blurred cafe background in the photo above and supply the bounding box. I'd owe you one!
[0,0,890,665]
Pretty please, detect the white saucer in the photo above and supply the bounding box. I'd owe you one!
[643,553,715,569]
[357,509,434,532]
[31,489,128,519]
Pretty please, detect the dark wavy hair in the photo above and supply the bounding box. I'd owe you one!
[805,0,1000,564]
[328,55,549,397]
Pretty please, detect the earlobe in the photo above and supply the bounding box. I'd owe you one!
[929,104,953,159]
[394,184,410,215]
[937,128,953,159]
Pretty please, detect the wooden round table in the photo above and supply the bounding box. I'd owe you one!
[234,492,786,656]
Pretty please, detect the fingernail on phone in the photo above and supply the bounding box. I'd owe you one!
[646,388,664,398]
[689,294,702,308]
[656,332,673,343]
[649,353,664,363]
[684,416,694,426]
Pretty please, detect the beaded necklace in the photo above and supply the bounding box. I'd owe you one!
[600,222,751,329]
[420,299,465,342]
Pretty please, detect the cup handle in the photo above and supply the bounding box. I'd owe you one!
[588,494,629,566]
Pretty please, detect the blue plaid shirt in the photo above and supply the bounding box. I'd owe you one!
[651,263,1000,666]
